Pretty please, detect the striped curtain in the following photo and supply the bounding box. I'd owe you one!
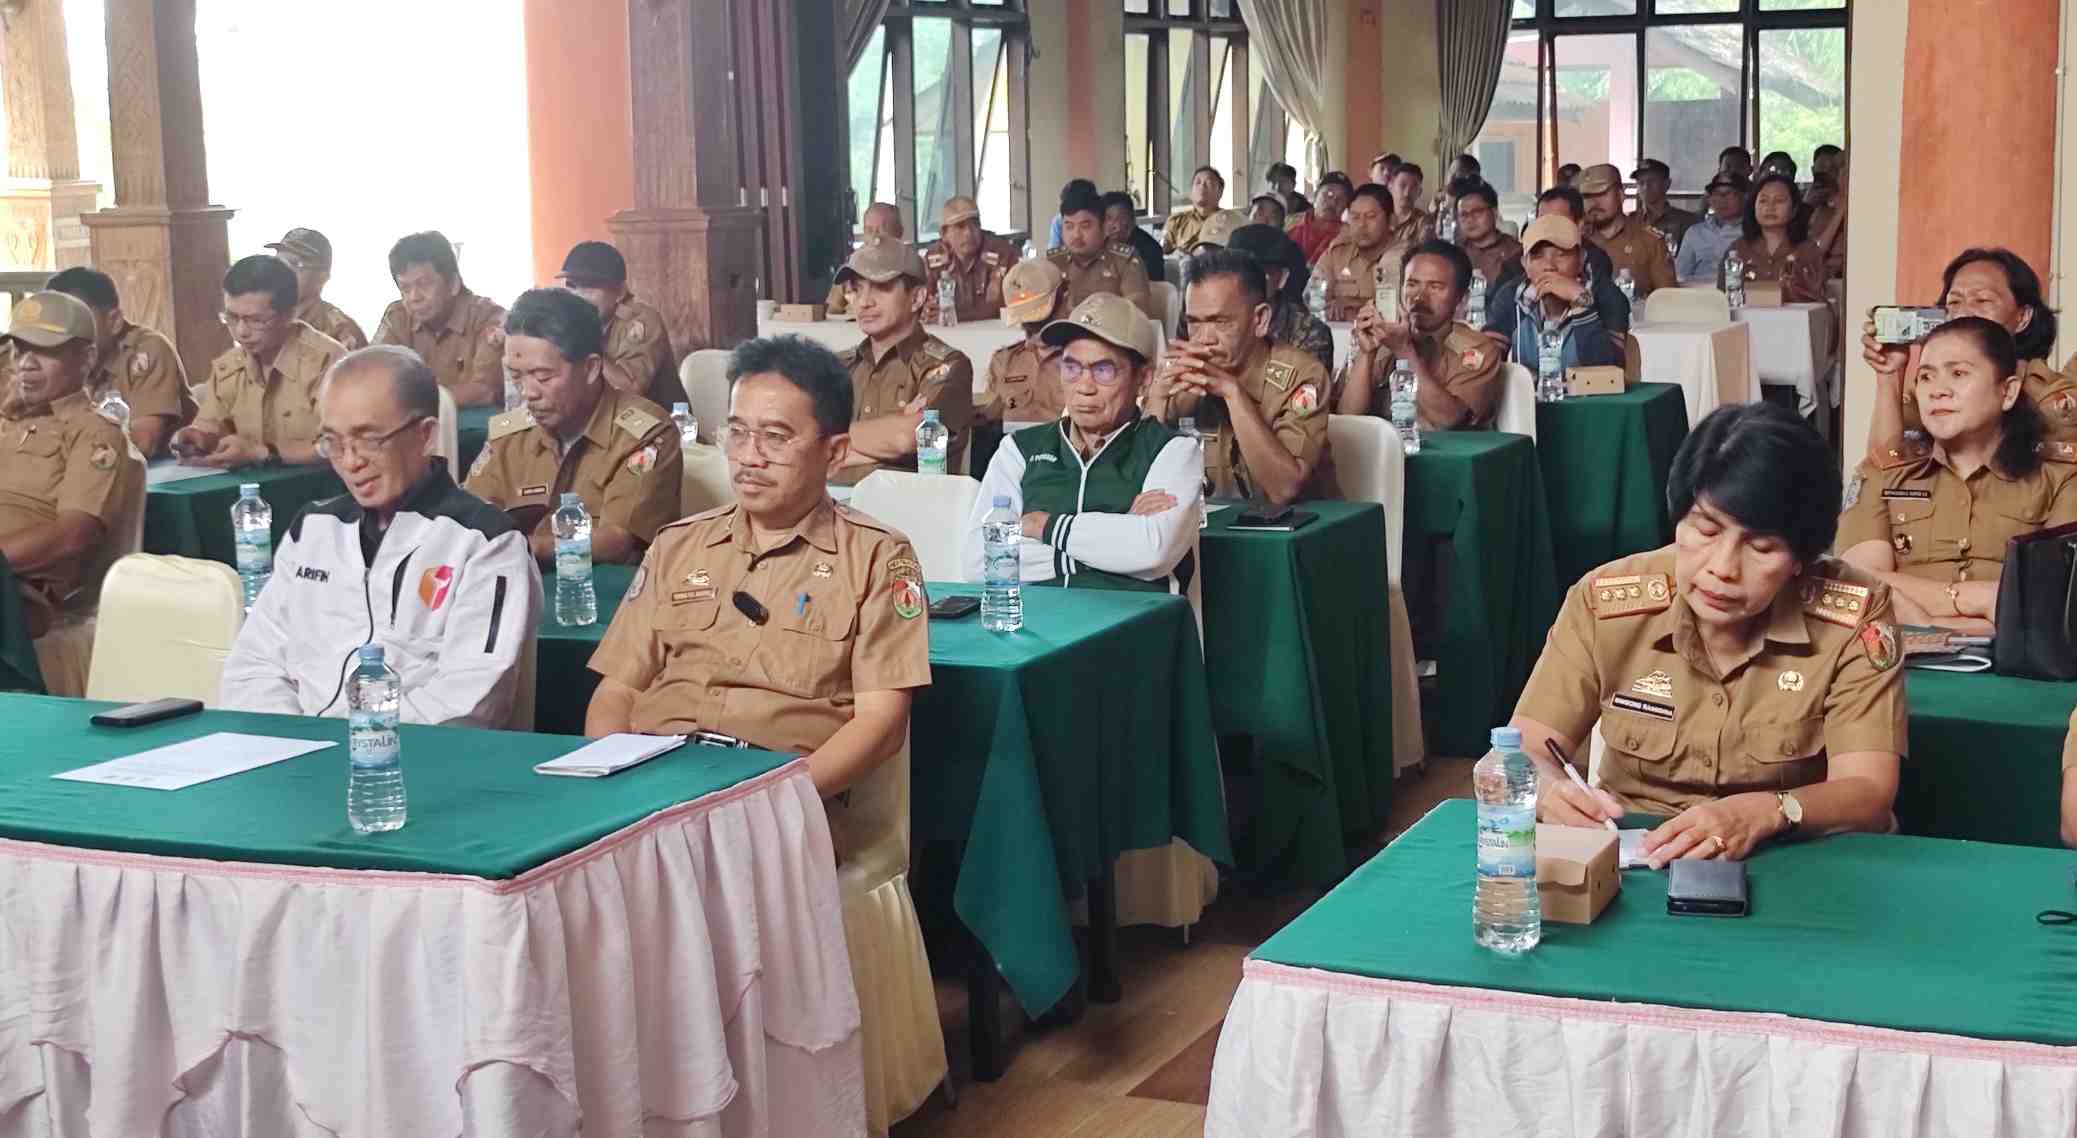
[1236,0,1331,179]
[1435,0,1514,167]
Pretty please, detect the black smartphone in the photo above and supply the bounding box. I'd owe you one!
[90,697,204,728]
[928,595,981,619]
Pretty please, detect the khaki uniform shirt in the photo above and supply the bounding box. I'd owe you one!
[924,234,1021,323]
[374,290,508,407]
[1632,203,1699,253]
[588,497,932,757]
[1388,208,1432,250]
[824,279,852,316]
[1516,547,1907,818]
[195,321,345,453]
[1355,322,1505,430]
[1461,233,1523,290]
[1724,237,1823,304]
[604,294,683,408]
[1162,207,1211,255]
[1837,442,2077,583]
[0,390,135,612]
[1166,339,1337,501]
[839,326,975,481]
[463,385,683,556]
[89,318,193,440]
[1048,245,1156,321]
[1891,359,2077,450]
[297,298,367,351]
[1590,217,1677,299]
[981,338,1066,425]
[1314,233,1393,322]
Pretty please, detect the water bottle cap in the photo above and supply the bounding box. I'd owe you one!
[356,644,384,664]
[922,409,941,421]
[672,402,689,414]
[238,482,260,496]
[560,492,583,506]
[993,495,1012,508]
[1490,726,1523,749]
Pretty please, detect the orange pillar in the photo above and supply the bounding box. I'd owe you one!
[1344,0,1383,177]
[521,0,636,286]
[1895,0,2057,301]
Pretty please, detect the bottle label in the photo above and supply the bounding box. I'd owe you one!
[555,541,592,582]
[918,452,947,475]
[235,537,272,574]
[348,711,400,768]
[1476,805,1536,878]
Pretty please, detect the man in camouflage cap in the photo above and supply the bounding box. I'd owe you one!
[1187,209,1247,256]
[1579,163,1675,300]
[46,266,193,457]
[557,240,684,407]
[980,257,1072,426]
[924,195,1022,324]
[835,239,974,481]
[266,227,368,349]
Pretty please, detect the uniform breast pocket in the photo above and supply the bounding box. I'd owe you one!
[1742,716,1827,791]
[1601,704,1678,775]
[1993,501,2049,549]
[659,599,721,652]
[13,433,64,499]
[758,600,857,700]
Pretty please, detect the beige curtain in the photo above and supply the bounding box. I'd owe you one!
[843,0,894,71]
[1435,0,1513,167]
[1236,0,1331,178]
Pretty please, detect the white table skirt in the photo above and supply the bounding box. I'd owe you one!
[1735,302,1837,417]
[0,760,867,1138]
[1630,320,1759,427]
[1206,960,2077,1138]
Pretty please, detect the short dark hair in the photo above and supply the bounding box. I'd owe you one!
[46,267,119,312]
[1720,145,1751,163]
[1060,186,1105,222]
[1556,163,1582,180]
[1938,247,2058,361]
[1537,185,1586,222]
[223,254,299,314]
[1741,173,1809,244]
[1266,162,1297,183]
[728,335,854,437]
[1059,178,1098,207]
[1453,153,1481,175]
[1667,401,1839,565]
[505,287,605,362]
[1249,194,1288,224]
[1403,238,1473,296]
[388,231,460,283]
[1457,179,1500,212]
[1184,248,1270,308]
[1813,143,1844,161]
[1391,162,1425,185]
[1350,183,1394,212]
[1445,173,1484,201]
[326,344,441,422]
[1193,165,1224,185]
[1099,190,1137,217]
[1318,171,1354,194]
[1921,316,2047,478]
[1373,153,1402,170]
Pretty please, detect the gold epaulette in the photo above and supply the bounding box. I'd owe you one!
[1800,578,1871,628]
[1591,573,1671,618]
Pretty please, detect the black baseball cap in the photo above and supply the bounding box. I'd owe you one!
[1630,159,1670,179]
[556,241,627,288]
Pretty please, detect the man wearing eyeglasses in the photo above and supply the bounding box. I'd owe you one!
[586,334,930,802]
[172,255,345,468]
[219,345,540,726]
[835,238,975,482]
[464,289,681,566]
[265,227,367,350]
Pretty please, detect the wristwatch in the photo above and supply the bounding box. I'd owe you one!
[1775,790,1804,833]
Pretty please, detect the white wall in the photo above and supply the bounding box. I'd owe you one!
[1840,0,1909,471]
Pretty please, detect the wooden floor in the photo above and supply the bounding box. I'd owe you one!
[891,756,1476,1138]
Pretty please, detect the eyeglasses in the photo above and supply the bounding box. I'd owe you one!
[219,310,280,331]
[722,424,814,462]
[316,415,429,461]
[1059,357,1128,386]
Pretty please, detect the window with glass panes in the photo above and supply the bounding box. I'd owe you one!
[1124,0,1280,216]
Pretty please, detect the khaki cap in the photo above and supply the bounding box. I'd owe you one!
[265,227,333,268]
[1194,209,1246,250]
[5,291,95,349]
[1002,258,1066,325]
[1577,163,1623,196]
[940,195,982,228]
[1039,293,1159,362]
[1522,214,1583,253]
[834,238,927,286]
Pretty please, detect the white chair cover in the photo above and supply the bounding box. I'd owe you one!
[33,442,146,697]
[1644,286,1732,324]
[434,386,460,466]
[1151,281,1184,341]
[679,350,732,445]
[847,471,981,582]
[1494,363,1538,443]
[1326,415,1426,775]
[679,442,734,516]
[83,554,245,705]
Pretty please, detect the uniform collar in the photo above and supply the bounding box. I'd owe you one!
[415,289,477,337]
[717,495,840,555]
[1928,439,2021,483]
[6,387,90,421]
[866,323,929,367]
[610,293,640,324]
[566,385,621,452]
[1653,573,1814,677]
[238,326,303,385]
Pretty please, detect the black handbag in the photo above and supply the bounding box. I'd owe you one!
[1992,520,2077,680]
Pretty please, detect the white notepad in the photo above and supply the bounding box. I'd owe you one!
[54,733,335,791]
[533,733,687,778]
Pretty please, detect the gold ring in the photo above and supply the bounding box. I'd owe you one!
[1705,834,1726,853]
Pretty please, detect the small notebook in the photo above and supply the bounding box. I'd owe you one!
[1225,508,1317,533]
[534,733,687,778]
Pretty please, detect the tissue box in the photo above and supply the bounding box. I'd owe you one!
[1566,365,1628,397]
[1740,282,1783,308]
[771,303,826,322]
[1535,824,1620,924]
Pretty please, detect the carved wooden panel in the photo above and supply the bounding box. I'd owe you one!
[3,0,83,181]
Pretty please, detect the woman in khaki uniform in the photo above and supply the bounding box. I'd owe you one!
[1719,174,1824,303]
[1837,317,2077,632]
[1513,403,1905,867]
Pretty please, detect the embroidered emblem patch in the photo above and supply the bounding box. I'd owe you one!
[813,560,834,579]
[888,555,925,619]
[89,443,115,471]
[688,568,712,588]
[1460,349,1482,369]
[1631,670,1674,700]
[627,563,648,600]
[1843,475,1861,511]
[1778,670,1804,693]
[1861,622,1898,671]
[626,444,658,476]
[627,319,645,342]
[131,352,151,376]
[1289,383,1320,416]
[1263,361,1296,392]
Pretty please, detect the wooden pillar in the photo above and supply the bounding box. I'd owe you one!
[80,0,231,379]
[608,0,763,355]
[0,0,100,269]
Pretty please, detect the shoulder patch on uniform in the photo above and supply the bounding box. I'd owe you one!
[1263,360,1296,392]
[925,250,948,269]
[625,443,659,476]
[613,405,661,438]
[921,339,952,362]
[1874,440,1932,470]
[887,555,926,619]
[624,317,646,343]
[1843,472,1862,510]
[1859,621,1899,671]
[130,351,151,376]
[488,408,535,440]
[2039,440,2077,464]
[1800,578,1872,628]
[1047,247,1071,262]
[1289,383,1321,416]
[89,442,116,471]
[1590,573,1672,618]
[1109,242,1137,259]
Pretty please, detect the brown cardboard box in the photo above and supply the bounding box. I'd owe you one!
[1566,365,1628,397]
[1535,824,1620,924]
[771,303,827,322]
[1740,282,1783,308]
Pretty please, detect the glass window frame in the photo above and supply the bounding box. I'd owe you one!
[1124,2,1250,215]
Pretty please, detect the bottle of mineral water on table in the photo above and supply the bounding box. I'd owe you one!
[981,494,1022,632]
[916,409,948,475]
[1473,725,1540,953]
[1724,250,1747,309]
[670,401,699,453]
[552,492,597,626]
[936,273,960,327]
[1464,270,1487,331]
[347,644,407,833]
[1537,329,1566,403]
[232,483,272,611]
[1389,359,1421,455]
[1614,267,1637,305]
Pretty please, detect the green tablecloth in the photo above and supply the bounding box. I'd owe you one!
[1258,798,2077,1048]
[143,464,344,564]
[533,563,633,736]
[0,555,43,693]
[0,693,792,879]
[1404,432,1562,758]
[1535,383,1689,587]
[458,405,495,474]
[1902,670,2077,849]
[1199,499,1395,885]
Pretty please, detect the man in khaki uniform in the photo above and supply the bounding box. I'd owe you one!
[825,202,905,317]
[1186,209,1246,256]
[555,240,683,408]
[1161,166,1226,254]
[980,258,1071,426]
[1158,249,1335,505]
[374,230,508,408]
[173,255,344,467]
[47,267,192,457]
[1339,240,1504,429]
[466,289,681,566]
[1579,163,1676,299]
[1628,160,1699,253]
[1314,184,1398,321]
[835,240,975,482]
[923,196,1022,324]
[1049,186,1156,319]
[1385,164,1432,249]
[1453,181,1523,290]
[0,292,141,636]
[266,228,368,350]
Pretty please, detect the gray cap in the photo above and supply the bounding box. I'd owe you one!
[834,238,927,286]
[1039,293,1160,362]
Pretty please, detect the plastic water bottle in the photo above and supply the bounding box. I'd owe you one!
[1464,270,1487,331]
[916,408,949,475]
[346,644,407,833]
[670,401,699,452]
[232,483,272,612]
[1305,274,1328,320]
[1614,267,1637,305]
[1537,329,1566,403]
[95,387,132,432]
[1438,206,1459,244]
[981,495,1022,632]
[1389,360,1421,455]
[552,492,597,626]
[1724,250,1747,308]
[936,273,960,327]
[1473,725,1541,954]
